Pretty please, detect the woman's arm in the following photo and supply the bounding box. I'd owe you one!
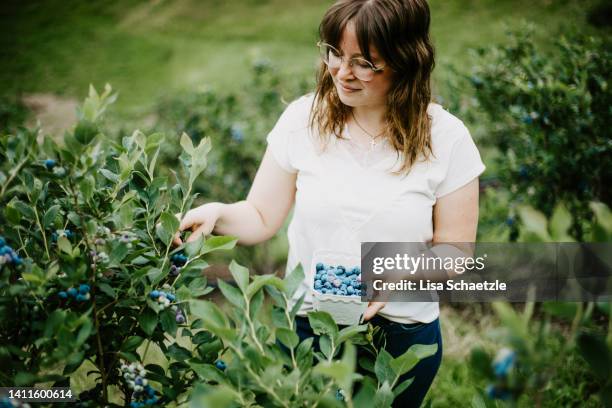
[432,178,480,255]
[175,146,297,246]
[214,147,297,245]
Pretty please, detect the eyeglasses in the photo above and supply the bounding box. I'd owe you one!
[317,41,385,81]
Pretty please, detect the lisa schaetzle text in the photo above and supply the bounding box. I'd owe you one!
[372,279,507,292]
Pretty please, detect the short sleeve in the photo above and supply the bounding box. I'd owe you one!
[435,125,486,198]
[266,101,300,174]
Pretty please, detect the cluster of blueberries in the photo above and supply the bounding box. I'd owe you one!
[119,362,159,407]
[149,287,184,322]
[486,348,516,400]
[0,236,23,266]
[59,284,91,302]
[170,252,188,277]
[313,262,363,296]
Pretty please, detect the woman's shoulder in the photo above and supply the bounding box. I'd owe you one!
[427,102,474,153]
[273,93,315,132]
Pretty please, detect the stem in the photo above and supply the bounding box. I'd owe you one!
[244,293,265,354]
[93,301,108,403]
[144,203,160,257]
[0,156,28,198]
[281,294,298,371]
[30,201,50,260]
[228,343,288,408]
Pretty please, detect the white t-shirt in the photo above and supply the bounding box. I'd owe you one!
[266,93,486,323]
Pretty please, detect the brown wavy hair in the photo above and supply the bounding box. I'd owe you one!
[309,0,435,175]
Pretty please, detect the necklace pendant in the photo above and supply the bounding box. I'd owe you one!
[370,139,377,149]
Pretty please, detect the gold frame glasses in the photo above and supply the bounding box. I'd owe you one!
[317,41,385,81]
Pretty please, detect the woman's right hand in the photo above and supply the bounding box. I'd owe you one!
[172,202,223,246]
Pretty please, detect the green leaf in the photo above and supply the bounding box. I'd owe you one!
[180,132,194,155]
[550,203,573,241]
[121,336,144,352]
[202,235,238,255]
[307,311,339,338]
[393,377,414,398]
[159,211,179,245]
[338,324,368,344]
[276,327,299,349]
[517,205,551,241]
[138,308,158,337]
[57,236,73,255]
[109,242,129,266]
[390,344,437,377]
[190,300,228,329]
[374,381,394,408]
[469,347,494,378]
[284,263,304,297]
[229,260,249,293]
[246,275,285,299]
[75,320,93,346]
[160,309,178,337]
[43,204,61,228]
[217,280,245,309]
[98,283,116,298]
[374,349,395,386]
[190,363,226,383]
[167,343,192,361]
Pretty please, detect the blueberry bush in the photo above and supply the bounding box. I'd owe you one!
[469,202,612,407]
[0,85,439,407]
[0,84,239,405]
[188,262,439,407]
[467,29,611,240]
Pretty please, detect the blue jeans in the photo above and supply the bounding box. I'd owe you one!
[294,315,443,408]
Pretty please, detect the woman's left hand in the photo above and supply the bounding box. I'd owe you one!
[362,301,386,322]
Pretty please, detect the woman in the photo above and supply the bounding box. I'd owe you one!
[174,0,485,406]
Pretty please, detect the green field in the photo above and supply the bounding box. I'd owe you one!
[1,0,607,121]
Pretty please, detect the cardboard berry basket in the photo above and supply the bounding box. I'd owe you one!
[311,249,368,326]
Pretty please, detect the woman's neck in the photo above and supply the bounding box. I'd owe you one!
[351,106,386,134]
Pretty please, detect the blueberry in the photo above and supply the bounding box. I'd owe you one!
[320,274,327,283]
[167,293,176,302]
[176,313,185,323]
[136,377,143,386]
[0,247,6,255]
[130,402,139,408]
[145,385,155,396]
[333,279,341,288]
[321,288,328,294]
[44,159,56,169]
[316,262,324,271]
[347,287,355,295]
[51,232,58,242]
[505,217,515,227]
[79,284,90,294]
[67,288,78,297]
[145,398,157,405]
[324,281,332,289]
[337,265,346,274]
[150,290,160,299]
[76,294,86,302]
[215,360,226,371]
[59,291,68,299]
[0,237,5,246]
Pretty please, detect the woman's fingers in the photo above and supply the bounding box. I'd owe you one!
[186,222,212,243]
[362,301,387,322]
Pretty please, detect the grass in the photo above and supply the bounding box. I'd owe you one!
[1,0,608,125]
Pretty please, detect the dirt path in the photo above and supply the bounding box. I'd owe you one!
[22,93,78,138]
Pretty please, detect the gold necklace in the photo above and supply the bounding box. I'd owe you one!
[351,111,385,150]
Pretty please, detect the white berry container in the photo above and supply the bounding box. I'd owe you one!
[311,250,367,326]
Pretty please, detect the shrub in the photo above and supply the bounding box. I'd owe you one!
[0,84,237,405]
[468,29,611,240]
